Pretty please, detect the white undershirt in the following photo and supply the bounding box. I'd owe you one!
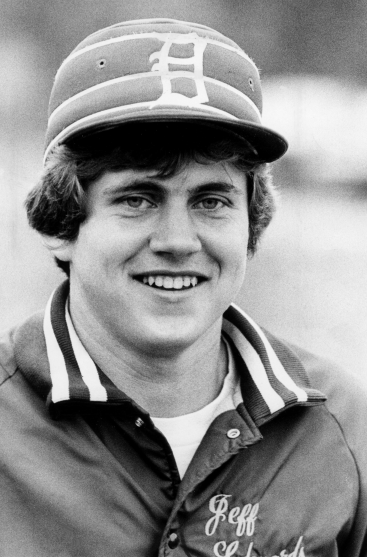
[151,338,241,478]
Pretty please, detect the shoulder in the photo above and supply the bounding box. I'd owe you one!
[0,311,49,395]
[266,330,367,475]
[265,328,367,405]
[289,341,367,457]
[277,335,367,414]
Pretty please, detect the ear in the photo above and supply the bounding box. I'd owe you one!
[41,235,75,262]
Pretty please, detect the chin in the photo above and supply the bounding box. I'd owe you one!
[136,320,205,355]
[146,330,199,352]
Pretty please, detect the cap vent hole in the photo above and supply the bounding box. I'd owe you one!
[248,77,254,91]
[97,59,107,68]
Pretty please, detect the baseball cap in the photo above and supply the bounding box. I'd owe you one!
[44,18,288,163]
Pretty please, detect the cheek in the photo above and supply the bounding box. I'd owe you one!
[207,221,249,275]
[226,223,249,278]
[73,220,145,270]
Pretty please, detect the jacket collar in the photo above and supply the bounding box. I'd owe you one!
[15,280,326,422]
[222,304,326,425]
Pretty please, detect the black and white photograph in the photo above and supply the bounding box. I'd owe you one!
[0,1,366,555]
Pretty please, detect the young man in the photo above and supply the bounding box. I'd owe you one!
[0,18,366,557]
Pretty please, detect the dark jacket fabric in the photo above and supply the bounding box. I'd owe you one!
[0,281,367,557]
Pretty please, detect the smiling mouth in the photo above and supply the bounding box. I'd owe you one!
[134,275,205,290]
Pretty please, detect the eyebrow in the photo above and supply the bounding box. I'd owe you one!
[102,179,244,198]
[189,183,242,195]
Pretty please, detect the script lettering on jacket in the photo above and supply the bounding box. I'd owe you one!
[212,536,305,557]
[205,494,306,557]
[205,494,259,537]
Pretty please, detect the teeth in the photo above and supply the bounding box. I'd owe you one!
[163,277,174,289]
[173,277,183,289]
[155,276,164,287]
[140,275,201,289]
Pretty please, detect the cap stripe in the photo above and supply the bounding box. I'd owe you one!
[48,73,262,128]
[230,303,308,402]
[56,32,259,80]
[44,101,239,162]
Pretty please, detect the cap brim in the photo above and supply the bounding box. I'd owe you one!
[46,108,288,164]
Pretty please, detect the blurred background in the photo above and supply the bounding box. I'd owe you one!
[1,0,366,375]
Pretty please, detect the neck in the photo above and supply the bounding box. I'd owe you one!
[68,305,227,418]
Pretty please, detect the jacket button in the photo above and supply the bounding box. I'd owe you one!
[227,428,240,439]
[168,532,179,549]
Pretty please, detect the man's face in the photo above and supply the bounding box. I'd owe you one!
[62,160,250,354]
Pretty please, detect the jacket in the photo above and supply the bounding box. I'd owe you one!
[0,281,366,557]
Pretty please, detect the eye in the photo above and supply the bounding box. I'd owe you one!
[122,196,155,209]
[195,198,225,210]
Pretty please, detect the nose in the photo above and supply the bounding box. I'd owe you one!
[149,204,202,256]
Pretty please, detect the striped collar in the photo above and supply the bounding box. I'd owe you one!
[222,305,326,424]
[43,281,326,422]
